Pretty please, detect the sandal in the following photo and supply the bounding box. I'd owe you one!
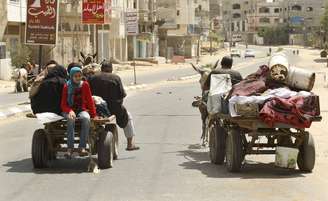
[79,148,89,157]
[126,146,140,151]
[65,149,73,159]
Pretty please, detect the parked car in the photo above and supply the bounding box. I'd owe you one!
[230,49,241,58]
[244,49,255,58]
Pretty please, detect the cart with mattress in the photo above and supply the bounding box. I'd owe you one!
[208,113,322,172]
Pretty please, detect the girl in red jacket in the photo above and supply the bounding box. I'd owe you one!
[61,67,96,157]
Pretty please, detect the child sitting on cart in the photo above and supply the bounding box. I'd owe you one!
[61,67,97,157]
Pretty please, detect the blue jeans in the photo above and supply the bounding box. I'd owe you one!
[63,111,90,149]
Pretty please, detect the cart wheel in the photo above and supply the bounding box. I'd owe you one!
[297,132,315,172]
[226,127,243,172]
[97,130,113,169]
[209,122,226,165]
[32,129,50,168]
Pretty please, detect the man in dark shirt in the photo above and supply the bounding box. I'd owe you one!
[88,61,140,151]
[204,56,242,90]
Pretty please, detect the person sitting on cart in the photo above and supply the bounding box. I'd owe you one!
[204,56,242,90]
[61,67,97,157]
[88,61,140,151]
[31,64,67,115]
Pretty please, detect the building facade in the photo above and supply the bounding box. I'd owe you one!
[157,0,210,59]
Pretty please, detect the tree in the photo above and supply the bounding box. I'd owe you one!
[10,44,31,68]
[321,4,328,46]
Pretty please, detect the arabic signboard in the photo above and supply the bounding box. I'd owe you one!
[125,11,138,35]
[25,0,59,45]
[82,0,105,24]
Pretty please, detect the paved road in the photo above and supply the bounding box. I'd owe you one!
[1,51,328,201]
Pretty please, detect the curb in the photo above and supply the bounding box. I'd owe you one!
[0,105,31,120]
[0,84,149,120]
[125,84,148,91]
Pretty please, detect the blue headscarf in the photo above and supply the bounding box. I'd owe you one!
[67,67,83,107]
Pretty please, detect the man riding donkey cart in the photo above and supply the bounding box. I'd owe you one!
[191,56,242,145]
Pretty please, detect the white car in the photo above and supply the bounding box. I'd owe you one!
[230,49,241,58]
[244,49,255,58]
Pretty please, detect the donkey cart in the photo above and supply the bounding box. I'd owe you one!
[208,114,322,173]
[30,115,118,170]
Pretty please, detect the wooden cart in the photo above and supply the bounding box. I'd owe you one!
[208,113,322,172]
[30,115,118,169]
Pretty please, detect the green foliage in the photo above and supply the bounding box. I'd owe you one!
[208,31,222,42]
[260,26,289,45]
[321,5,328,34]
[276,47,284,52]
[321,4,328,45]
[10,44,31,68]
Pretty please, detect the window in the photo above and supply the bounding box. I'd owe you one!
[133,0,137,9]
[274,18,280,23]
[9,0,19,3]
[232,4,241,10]
[274,8,280,13]
[291,5,302,11]
[307,7,313,12]
[233,13,241,18]
[259,7,270,13]
[259,17,270,23]
[177,10,180,16]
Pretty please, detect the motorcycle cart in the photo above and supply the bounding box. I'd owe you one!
[29,115,118,169]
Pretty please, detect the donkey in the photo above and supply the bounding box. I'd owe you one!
[13,67,28,93]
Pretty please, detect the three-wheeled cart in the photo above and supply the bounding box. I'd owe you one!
[208,114,322,172]
[30,115,118,169]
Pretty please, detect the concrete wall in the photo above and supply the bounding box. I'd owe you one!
[0,0,8,41]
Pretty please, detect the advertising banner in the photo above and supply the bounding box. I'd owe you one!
[82,0,105,24]
[25,0,59,45]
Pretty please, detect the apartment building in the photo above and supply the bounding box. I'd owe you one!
[280,0,325,45]
[157,0,210,58]
[221,0,251,43]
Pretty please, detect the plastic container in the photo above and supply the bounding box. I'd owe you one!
[268,53,290,82]
[275,146,299,169]
[286,66,316,91]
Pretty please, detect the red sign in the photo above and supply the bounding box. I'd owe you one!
[25,0,59,45]
[82,0,105,24]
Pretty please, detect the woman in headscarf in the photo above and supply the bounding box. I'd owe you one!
[31,65,67,115]
[61,67,97,157]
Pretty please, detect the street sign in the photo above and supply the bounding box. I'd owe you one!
[25,0,59,45]
[82,0,105,24]
[126,11,138,35]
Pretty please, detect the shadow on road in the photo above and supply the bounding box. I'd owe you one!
[3,156,136,174]
[314,58,327,63]
[3,158,91,174]
[177,144,306,179]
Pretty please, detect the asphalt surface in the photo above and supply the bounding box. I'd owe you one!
[1,48,328,201]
